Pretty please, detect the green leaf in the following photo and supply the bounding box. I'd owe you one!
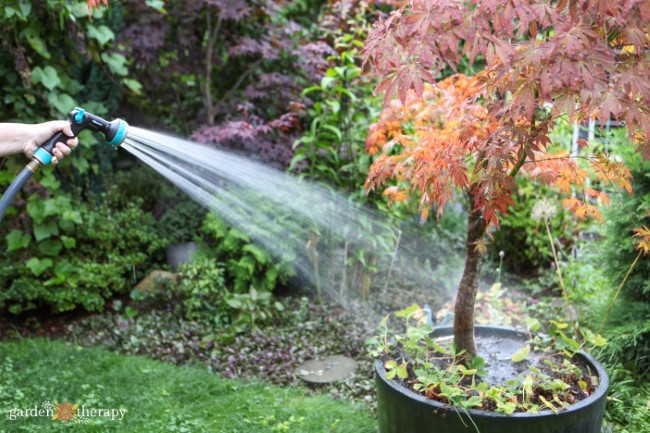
[551,320,569,330]
[101,52,128,76]
[4,6,17,18]
[39,173,61,190]
[497,401,517,415]
[42,199,62,217]
[582,328,608,347]
[33,221,59,241]
[72,156,90,174]
[122,78,143,94]
[54,260,74,277]
[470,356,487,375]
[486,387,501,400]
[61,236,76,249]
[38,239,63,256]
[37,66,60,91]
[18,0,31,18]
[395,303,420,319]
[320,76,335,89]
[44,275,65,287]
[61,210,83,225]
[325,100,341,114]
[558,331,580,350]
[26,35,50,59]
[27,201,45,223]
[26,257,53,276]
[242,244,269,264]
[385,369,396,380]
[322,124,342,142]
[47,92,76,115]
[6,230,31,252]
[525,317,541,333]
[87,24,115,46]
[511,344,530,363]
[475,382,488,392]
[145,0,166,12]
[464,396,483,408]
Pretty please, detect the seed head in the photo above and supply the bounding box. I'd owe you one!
[531,199,557,222]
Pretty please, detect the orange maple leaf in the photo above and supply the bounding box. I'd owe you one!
[87,0,108,11]
[632,226,650,255]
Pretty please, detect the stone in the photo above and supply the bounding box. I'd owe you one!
[297,355,357,384]
[133,270,177,293]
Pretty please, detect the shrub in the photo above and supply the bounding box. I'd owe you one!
[157,196,207,244]
[175,256,284,332]
[600,131,650,375]
[177,258,228,323]
[0,198,165,313]
[200,213,291,295]
[603,364,650,432]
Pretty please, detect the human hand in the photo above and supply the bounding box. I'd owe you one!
[23,121,79,164]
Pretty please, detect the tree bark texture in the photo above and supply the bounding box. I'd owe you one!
[454,197,487,358]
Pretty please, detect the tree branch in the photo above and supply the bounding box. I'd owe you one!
[215,58,263,109]
[204,12,223,125]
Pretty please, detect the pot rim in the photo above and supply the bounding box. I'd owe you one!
[375,325,610,419]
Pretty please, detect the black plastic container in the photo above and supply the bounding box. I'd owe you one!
[375,326,609,433]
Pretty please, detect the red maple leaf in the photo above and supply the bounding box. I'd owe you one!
[87,0,108,11]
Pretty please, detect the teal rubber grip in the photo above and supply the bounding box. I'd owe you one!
[34,148,53,165]
[108,120,127,146]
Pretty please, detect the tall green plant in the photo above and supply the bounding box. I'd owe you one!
[291,49,380,198]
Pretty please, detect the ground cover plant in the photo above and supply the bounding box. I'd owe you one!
[369,303,604,414]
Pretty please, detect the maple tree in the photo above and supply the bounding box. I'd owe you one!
[364,0,650,357]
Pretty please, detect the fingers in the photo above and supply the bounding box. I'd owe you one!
[66,136,79,149]
[52,143,73,164]
[61,122,75,138]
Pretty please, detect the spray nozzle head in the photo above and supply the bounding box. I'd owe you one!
[69,107,129,147]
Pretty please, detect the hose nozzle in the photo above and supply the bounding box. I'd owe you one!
[33,107,129,166]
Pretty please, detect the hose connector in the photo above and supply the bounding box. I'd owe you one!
[26,158,43,173]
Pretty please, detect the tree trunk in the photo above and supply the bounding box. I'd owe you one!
[453,197,487,358]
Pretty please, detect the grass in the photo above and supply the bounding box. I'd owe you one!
[0,338,377,432]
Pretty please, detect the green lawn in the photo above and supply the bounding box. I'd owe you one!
[0,339,377,432]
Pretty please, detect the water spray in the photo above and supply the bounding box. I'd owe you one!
[0,107,128,223]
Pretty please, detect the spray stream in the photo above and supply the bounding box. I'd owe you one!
[121,127,462,304]
[1,112,463,306]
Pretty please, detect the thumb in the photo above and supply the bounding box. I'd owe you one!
[32,121,72,146]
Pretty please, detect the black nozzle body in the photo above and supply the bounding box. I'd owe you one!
[36,108,128,164]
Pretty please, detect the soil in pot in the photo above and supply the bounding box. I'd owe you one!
[375,326,609,433]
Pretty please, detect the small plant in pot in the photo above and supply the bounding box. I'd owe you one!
[362,1,650,431]
[158,197,207,271]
